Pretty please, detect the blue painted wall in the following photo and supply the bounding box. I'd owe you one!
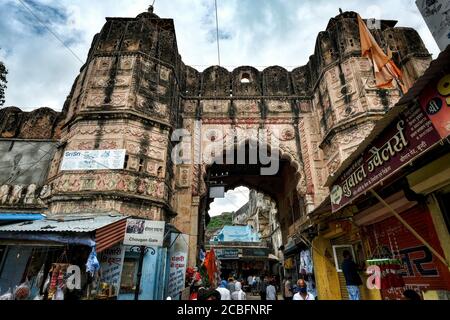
[118,246,167,301]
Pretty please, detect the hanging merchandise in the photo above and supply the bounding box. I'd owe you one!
[42,273,51,294]
[0,288,14,300]
[53,286,64,300]
[35,264,45,291]
[367,246,405,290]
[299,250,313,274]
[14,279,31,300]
[48,264,70,300]
[86,247,100,277]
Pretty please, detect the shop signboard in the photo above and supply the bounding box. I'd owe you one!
[215,248,241,260]
[166,234,189,299]
[123,219,165,247]
[419,73,450,139]
[243,248,269,257]
[99,244,126,296]
[61,149,126,171]
[330,104,441,213]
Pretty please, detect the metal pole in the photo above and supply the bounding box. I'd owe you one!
[134,245,146,301]
[370,189,449,268]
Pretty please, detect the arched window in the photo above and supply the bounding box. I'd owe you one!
[240,73,251,84]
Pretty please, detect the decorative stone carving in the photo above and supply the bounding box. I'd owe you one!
[24,184,37,205]
[0,185,10,204]
[280,128,295,141]
[9,185,24,205]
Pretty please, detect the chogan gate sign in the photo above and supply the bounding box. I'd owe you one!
[330,74,449,213]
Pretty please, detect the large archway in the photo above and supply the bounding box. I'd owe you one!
[195,139,308,269]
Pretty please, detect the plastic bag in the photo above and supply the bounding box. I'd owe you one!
[14,280,31,300]
[35,264,45,290]
[0,288,14,300]
[42,273,50,293]
[86,247,100,276]
[52,287,64,300]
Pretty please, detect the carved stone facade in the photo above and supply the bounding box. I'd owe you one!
[0,9,432,266]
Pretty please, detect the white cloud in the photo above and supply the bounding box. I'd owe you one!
[208,186,249,217]
[0,0,442,111]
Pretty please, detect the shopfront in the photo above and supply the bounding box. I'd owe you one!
[325,49,450,300]
[361,203,450,299]
[0,214,128,300]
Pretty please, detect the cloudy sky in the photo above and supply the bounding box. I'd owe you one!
[209,186,249,217]
[0,0,441,111]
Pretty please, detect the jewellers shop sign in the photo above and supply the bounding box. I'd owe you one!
[331,104,441,213]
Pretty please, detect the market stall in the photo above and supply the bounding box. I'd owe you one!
[0,214,128,300]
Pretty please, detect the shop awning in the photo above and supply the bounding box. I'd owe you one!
[0,213,128,252]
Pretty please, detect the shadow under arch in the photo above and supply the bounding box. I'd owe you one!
[200,137,304,195]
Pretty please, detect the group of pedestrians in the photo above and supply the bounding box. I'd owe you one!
[215,277,247,300]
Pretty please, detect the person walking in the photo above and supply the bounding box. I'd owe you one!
[247,275,253,288]
[231,281,246,300]
[257,275,268,300]
[284,277,293,301]
[293,279,315,301]
[266,280,277,300]
[216,280,231,300]
[227,277,236,294]
[341,250,363,301]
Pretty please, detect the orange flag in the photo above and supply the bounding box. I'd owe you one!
[204,248,217,286]
[357,14,407,94]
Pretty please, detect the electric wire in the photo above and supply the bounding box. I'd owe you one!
[16,0,84,65]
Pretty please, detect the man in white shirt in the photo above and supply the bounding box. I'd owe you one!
[293,279,315,301]
[266,280,277,300]
[216,280,231,300]
[231,281,246,300]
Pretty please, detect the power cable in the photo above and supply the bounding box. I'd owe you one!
[214,0,221,67]
[16,0,84,65]
[0,143,58,185]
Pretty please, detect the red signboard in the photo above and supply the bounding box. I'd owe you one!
[365,205,450,300]
[419,74,450,139]
[330,104,441,213]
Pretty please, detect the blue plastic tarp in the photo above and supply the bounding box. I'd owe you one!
[215,225,260,242]
[0,213,45,221]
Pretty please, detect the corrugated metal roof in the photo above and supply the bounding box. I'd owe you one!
[326,45,450,188]
[0,213,127,233]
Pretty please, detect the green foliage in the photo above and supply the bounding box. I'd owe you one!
[207,212,233,230]
[0,60,7,107]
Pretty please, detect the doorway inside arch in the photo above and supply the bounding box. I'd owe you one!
[198,141,308,296]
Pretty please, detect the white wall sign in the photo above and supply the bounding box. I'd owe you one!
[123,219,165,247]
[166,233,189,299]
[99,244,126,295]
[60,149,126,171]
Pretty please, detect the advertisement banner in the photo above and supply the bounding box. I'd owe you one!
[123,219,165,247]
[419,73,450,139]
[60,149,126,171]
[99,244,126,296]
[166,234,189,299]
[330,104,441,213]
